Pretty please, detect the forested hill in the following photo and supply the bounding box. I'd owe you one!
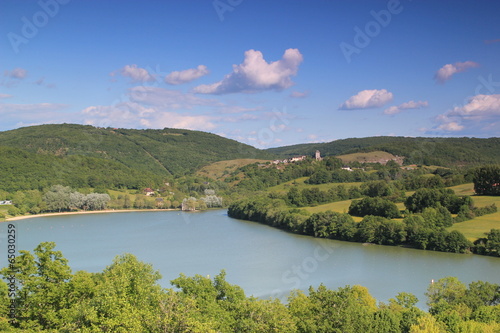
[267,136,500,166]
[0,124,274,176]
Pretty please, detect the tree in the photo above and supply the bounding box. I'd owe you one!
[484,229,500,256]
[69,191,86,210]
[84,193,111,210]
[349,197,401,218]
[0,242,72,330]
[473,165,500,195]
[409,314,446,333]
[405,188,469,214]
[426,277,467,312]
[43,185,73,212]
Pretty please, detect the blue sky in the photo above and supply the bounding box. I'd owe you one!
[1,0,500,148]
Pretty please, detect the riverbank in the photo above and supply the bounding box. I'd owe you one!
[4,208,179,222]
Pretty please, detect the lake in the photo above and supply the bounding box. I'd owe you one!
[1,210,499,307]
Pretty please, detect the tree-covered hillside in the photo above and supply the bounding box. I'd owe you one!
[0,146,164,192]
[267,136,500,166]
[0,124,274,176]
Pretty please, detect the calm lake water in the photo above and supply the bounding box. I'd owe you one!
[1,210,499,307]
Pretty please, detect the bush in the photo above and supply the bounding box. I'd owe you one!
[349,197,401,218]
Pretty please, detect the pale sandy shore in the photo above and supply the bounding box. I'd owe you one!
[4,209,178,222]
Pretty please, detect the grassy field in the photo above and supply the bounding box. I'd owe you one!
[303,200,363,222]
[197,159,270,181]
[447,183,500,240]
[297,182,499,240]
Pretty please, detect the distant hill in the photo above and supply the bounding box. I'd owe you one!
[0,124,275,177]
[336,151,403,165]
[266,136,500,166]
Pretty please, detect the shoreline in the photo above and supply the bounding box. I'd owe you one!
[4,208,180,222]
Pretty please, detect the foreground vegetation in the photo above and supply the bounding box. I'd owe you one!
[1,242,499,332]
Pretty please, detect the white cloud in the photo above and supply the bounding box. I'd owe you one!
[290,91,308,98]
[4,68,27,79]
[340,89,393,110]
[449,94,500,119]
[384,100,428,115]
[82,101,216,131]
[128,86,220,109]
[431,94,500,134]
[165,65,209,85]
[0,94,12,99]
[437,121,464,132]
[112,64,156,83]
[193,48,303,94]
[434,61,479,83]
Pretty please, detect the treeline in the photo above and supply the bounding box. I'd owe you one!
[267,136,500,167]
[228,193,499,256]
[1,242,499,332]
[3,185,111,216]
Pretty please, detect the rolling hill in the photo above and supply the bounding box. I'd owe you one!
[266,136,500,166]
[0,124,275,177]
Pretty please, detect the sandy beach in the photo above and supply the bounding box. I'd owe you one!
[4,209,178,222]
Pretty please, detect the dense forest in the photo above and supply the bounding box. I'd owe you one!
[0,124,274,177]
[1,242,499,332]
[267,136,500,166]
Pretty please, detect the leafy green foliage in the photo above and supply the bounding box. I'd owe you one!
[349,197,401,218]
[405,188,471,214]
[0,124,274,177]
[0,146,163,192]
[267,136,500,167]
[1,243,499,332]
[473,165,500,195]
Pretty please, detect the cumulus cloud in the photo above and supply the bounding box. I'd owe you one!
[165,65,209,85]
[384,100,428,115]
[434,61,479,84]
[449,94,500,119]
[193,48,303,94]
[431,94,500,134]
[339,89,393,110]
[112,64,156,83]
[4,68,27,79]
[437,121,464,132]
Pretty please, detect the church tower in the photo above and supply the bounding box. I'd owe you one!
[315,150,322,160]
